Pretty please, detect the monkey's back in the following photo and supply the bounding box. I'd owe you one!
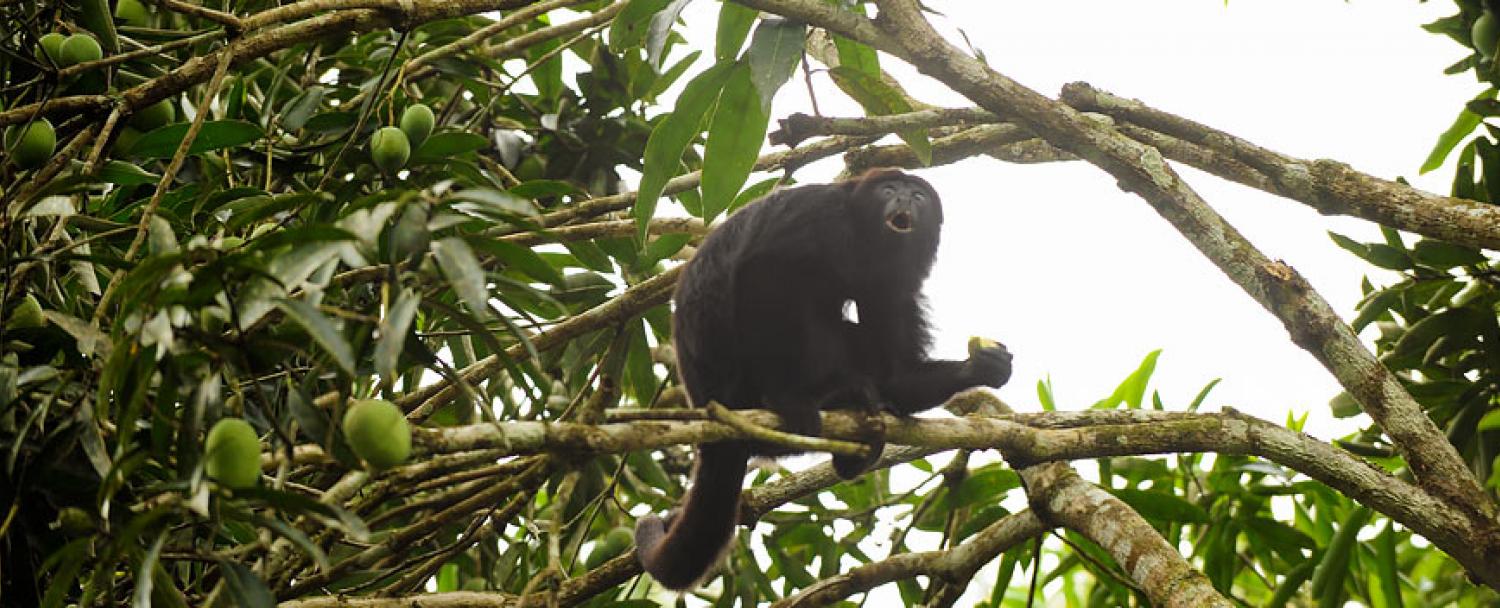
[671,183,852,410]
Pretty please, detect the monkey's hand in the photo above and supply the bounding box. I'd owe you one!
[964,336,1013,388]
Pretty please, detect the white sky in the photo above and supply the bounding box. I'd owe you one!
[674,1,1477,439]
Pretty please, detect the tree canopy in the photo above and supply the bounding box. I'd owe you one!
[3,0,1500,606]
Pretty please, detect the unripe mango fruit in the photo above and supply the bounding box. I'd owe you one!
[5,119,56,170]
[115,0,152,27]
[60,33,103,66]
[205,418,261,489]
[36,33,66,65]
[130,99,175,131]
[342,399,412,469]
[370,127,410,174]
[6,294,46,329]
[399,103,435,148]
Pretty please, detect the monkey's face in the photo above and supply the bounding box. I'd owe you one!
[854,171,943,241]
[879,180,929,234]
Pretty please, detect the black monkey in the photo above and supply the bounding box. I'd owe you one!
[634,168,1013,591]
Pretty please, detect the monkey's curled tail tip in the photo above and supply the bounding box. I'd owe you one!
[633,443,748,591]
[633,513,668,556]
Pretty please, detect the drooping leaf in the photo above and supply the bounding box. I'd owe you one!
[127,120,265,159]
[375,289,421,382]
[433,237,491,319]
[1421,88,1495,174]
[213,558,275,608]
[274,298,356,376]
[646,0,694,67]
[746,18,807,111]
[833,33,879,77]
[701,62,770,222]
[610,0,671,50]
[97,161,161,185]
[280,86,325,132]
[412,132,489,162]
[828,66,932,164]
[635,61,735,242]
[715,1,759,61]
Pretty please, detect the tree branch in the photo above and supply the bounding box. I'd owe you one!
[1061,82,1500,251]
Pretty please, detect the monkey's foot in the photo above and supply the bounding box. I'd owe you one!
[832,414,886,479]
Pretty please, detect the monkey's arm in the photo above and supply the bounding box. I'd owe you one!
[863,295,1012,415]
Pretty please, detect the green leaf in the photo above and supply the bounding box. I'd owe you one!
[635,61,735,242]
[1310,506,1372,608]
[127,120,265,159]
[1328,391,1363,419]
[1412,239,1487,268]
[236,487,370,541]
[97,160,160,185]
[131,532,167,608]
[464,235,564,286]
[412,131,488,161]
[1268,559,1317,608]
[646,0,693,67]
[375,289,420,382]
[1373,523,1403,608]
[280,86,325,132]
[833,33,879,77]
[447,188,540,221]
[715,1,759,61]
[728,176,778,214]
[624,318,657,406]
[250,514,331,571]
[1094,349,1160,409]
[828,66,931,164]
[433,237,491,319]
[643,233,691,263]
[1351,289,1397,332]
[1392,307,1492,360]
[275,299,356,376]
[610,0,671,50]
[1365,244,1412,270]
[1110,489,1210,523]
[746,18,807,111]
[1479,408,1500,432]
[1037,376,1056,411]
[701,62,770,222]
[213,558,275,608]
[1186,378,1219,412]
[1421,88,1495,174]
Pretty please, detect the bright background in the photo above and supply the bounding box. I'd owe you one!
[673,1,1478,440]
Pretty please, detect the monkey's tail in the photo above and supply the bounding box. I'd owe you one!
[634,442,748,591]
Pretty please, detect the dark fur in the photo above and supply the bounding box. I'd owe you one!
[634,169,1013,590]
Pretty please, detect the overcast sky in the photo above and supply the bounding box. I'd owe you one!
[676,1,1477,439]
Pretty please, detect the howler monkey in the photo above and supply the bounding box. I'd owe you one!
[634,168,1013,591]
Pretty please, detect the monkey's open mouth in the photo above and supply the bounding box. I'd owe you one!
[886,211,913,233]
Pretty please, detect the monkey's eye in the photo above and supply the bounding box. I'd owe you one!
[886,210,914,233]
[912,191,927,204]
[881,184,897,197]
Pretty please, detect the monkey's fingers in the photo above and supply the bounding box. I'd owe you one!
[965,336,1013,388]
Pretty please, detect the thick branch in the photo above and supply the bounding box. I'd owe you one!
[415,405,1500,588]
[773,509,1047,608]
[1061,82,1500,251]
[954,395,1229,608]
[844,122,1076,169]
[537,134,876,227]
